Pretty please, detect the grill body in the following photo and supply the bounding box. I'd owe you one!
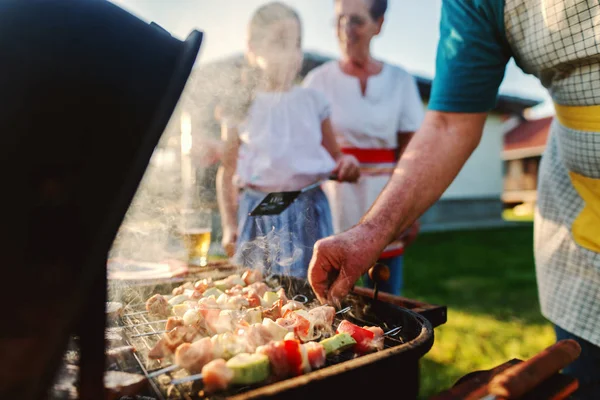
[103,266,445,400]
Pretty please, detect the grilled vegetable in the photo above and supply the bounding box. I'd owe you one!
[262,291,279,307]
[243,308,263,325]
[320,333,357,355]
[182,309,203,326]
[202,287,224,299]
[336,320,380,354]
[284,340,305,376]
[168,294,189,306]
[227,353,270,385]
[262,318,288,341]
[214,275,246,291]
[172,303,191,317]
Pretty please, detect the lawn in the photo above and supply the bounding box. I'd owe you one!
[402,225,555,399]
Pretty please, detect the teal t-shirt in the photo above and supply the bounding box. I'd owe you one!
[429,0,513,113]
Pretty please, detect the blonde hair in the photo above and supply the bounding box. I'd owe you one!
[247,2,302,54]
[218,2,303,125]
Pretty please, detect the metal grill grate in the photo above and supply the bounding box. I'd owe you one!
[117,301,404,399]
[107,270,432,400]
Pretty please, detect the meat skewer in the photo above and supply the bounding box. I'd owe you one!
[161,323,400,389]
[171,329,372,391]
[137,285,285,318]
[146,305,338,377]
[131,291,303,341]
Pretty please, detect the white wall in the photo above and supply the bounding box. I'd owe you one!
[441,114,505,199]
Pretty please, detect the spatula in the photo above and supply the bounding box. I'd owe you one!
[248,176,336,216]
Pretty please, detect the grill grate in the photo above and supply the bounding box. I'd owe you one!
[118,304,404,399]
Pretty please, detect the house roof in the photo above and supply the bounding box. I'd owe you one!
[503,116,553,160]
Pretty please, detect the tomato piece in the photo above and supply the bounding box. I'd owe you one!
[282,311,311,340]
[283,340,303,376]
[245,293,261,308]
[336,320,376,354]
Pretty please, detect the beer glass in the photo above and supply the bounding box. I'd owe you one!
[180,208,212,267]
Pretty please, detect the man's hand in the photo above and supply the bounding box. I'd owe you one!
[308,224,386,305]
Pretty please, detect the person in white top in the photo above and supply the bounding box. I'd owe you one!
[303,0,424,294]
[217,2,360,278]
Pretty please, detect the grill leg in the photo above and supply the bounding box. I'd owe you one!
[78,272,107,400]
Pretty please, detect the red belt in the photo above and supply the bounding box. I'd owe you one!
[341,148,396,164]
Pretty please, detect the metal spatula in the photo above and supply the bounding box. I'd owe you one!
[249,176,336,216]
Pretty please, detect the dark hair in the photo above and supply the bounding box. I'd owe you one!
[368,0,387,20]
[335,0,387,21]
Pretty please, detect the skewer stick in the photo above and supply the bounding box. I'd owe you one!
[171,373,203,385]
[148,364,180,378]
[335,306,351,315]
[131,330,168,338]
[125,319,169,328]
[166,327,402,385]
[384,326,402,336]
[124,310,148,317]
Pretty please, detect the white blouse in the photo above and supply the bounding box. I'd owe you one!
[234,86,336,192]
[303,61,425,245]
[303,61,424,149]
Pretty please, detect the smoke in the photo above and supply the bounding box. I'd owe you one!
[234,223,306,280]
[106,52,325,305]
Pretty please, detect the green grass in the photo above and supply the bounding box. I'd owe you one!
[403,226,554,399]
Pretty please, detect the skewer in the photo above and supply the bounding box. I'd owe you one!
[124,310,148,317]
[147,364,180,378]
[131,330,169,338]
[335,306,351,315]
[384,326,402,336]
[171,373,203,385]
[164,326,403,385]
[125,319,169,328]
[123,286,284,318]
[133,306,353,338]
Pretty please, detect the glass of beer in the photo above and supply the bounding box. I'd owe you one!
[180,208,212,267]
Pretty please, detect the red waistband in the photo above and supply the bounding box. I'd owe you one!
[341,148,396,163]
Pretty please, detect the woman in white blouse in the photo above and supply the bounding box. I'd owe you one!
[304,0,424,295]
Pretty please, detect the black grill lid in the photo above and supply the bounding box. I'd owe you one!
[0,1,202,398]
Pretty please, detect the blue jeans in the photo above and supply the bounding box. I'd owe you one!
[362,255,404,296]
[554,325,600,400]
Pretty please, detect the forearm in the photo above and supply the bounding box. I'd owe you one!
[216,166,238,230]
[360,111,486,248]
[396,132,414,160]
[321,118,343,160]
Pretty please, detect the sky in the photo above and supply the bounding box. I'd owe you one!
[109,0,554,117]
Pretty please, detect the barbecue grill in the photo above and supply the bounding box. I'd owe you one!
[95,265,447,400]
[1,1,201,399]
[0,1,451,399]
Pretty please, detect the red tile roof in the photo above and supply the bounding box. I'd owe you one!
[504,116,553,152]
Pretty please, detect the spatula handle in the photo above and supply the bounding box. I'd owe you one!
[487,339,581,398]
